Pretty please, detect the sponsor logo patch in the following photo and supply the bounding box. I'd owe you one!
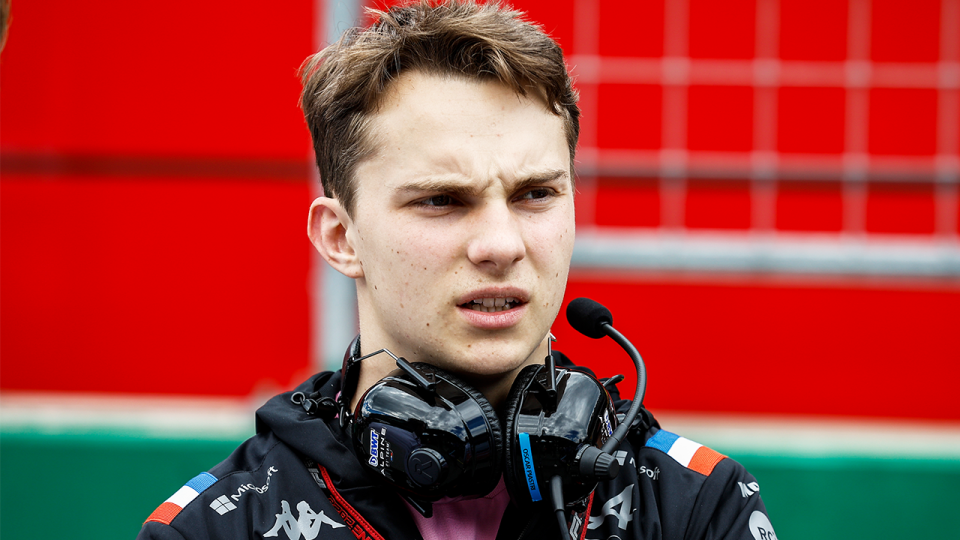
[602,410,614,438]
[749,511,777,540]
[739,481,760,498]
[229,466,279,503]
[209,495,237,515]
[368,430,380,466]
[638,465,660,480]
[264,500,345,540]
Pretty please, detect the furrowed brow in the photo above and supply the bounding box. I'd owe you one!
[394,178,479,199]
[510,169,570,191]
[395,169,570,197]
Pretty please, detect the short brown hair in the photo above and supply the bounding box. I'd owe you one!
[300,0,580,216]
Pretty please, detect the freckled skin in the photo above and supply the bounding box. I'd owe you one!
[309,72,576,409]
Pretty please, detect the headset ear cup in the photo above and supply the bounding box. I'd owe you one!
[410,363,504,496]
[501,363,546,507]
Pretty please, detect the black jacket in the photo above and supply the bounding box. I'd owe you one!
[137,360,775,540]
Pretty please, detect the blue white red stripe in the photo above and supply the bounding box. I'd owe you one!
[145,472,218,525]
[645,429,726,476]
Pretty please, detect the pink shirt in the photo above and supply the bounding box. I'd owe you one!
[405,478,511,540]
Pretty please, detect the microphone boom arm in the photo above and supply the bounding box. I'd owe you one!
[597,323,647,455]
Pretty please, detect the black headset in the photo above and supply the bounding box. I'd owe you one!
[328,299,647,537]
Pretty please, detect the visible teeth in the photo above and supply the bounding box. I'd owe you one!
[466,297,520,312]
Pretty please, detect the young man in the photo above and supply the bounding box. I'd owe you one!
[138,2,775,539]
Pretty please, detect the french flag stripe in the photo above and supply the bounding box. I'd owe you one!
[666,436,703,467]
[166,485,200,508]
[145,472,219,525]
[687,445,726,476]
[645,430,726,476]
[645,429,680,454]
[145,502,182,525]
[186,472,218,493]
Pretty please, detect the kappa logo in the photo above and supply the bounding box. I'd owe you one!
[265,500,345,540]
[738,481,760,498]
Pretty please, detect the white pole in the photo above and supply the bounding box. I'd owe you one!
[311,0,363,372]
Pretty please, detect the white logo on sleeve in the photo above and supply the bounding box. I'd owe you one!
[232,465,279,502]
[749,511,777,540]
[613,450,636,468]
[209,495,237,515]
[738,481,760,497]
[587,484,635,531]
[265,500,345,540]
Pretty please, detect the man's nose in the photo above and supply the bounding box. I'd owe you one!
[465,203,526,271]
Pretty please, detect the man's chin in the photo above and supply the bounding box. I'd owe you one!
[409,335,548,381]
[439,352,541,383]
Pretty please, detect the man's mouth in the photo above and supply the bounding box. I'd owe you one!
[461,297,522,313]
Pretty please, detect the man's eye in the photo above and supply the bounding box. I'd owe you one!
[517,188,553,201]
[419,195,454,207]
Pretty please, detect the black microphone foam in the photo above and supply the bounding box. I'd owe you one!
[566,298,613,339]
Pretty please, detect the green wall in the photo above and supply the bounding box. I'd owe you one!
[2,432,959,539]
[1,432,241,540]
[736,453,960,539]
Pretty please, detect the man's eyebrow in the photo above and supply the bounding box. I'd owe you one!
[511,169,570,191]
[394,178,480,199]
[394,169,570,196]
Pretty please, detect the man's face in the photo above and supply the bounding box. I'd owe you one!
[347,71,575,382]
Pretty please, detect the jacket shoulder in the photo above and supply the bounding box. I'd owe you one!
[137,432,351,540]
[142,471,222,528]
[642,427,776,540]
[137,432,281,537]
[642,428,727,477]
[589,425,776,540]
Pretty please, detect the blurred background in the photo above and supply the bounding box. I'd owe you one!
[1,0,958,538]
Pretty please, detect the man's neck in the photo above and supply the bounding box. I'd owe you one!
[347,349,541,414]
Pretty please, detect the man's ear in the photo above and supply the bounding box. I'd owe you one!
[308,197,363,279]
